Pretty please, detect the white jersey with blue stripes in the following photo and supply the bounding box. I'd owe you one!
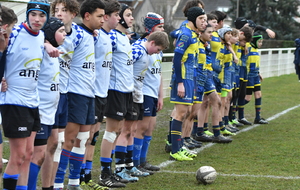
[109,29,133,93]
[38,54,60,125]
[1,23,45,108]
[133,38,162,99]
[143,51,163,98]
[68,24,95,98]
[57,22,81,94]
[94,28,112,98]
[132,42,150,103]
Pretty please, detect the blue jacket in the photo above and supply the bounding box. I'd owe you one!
[294,38,300,75]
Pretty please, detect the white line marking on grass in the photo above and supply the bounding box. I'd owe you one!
[160,170,300,180]
[158,104,300,169]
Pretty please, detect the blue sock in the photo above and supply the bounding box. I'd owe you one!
[85,160,93,174]
[27,162,40,190]
[171,119,182,154]
[69,152,84,181]
[133,137,143,167]
[100,157,112,175]
[55,149,71,183]
[238,98,245,119]
[16,186,27,190]
[213,125,220,137]
[203,123,208,131]
[224,116,229,125]
[196,126,204,136]
[191,121,197,135]
[115,146,127,173]
[168,117,172,143]
[140,135,152,164]
[125,145,134,169]
[255,97,262,120]
[3,173,19,190]
[81,162,86,171]
[219,121,225,131]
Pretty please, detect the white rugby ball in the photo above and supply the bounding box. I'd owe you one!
[196,166,217,185]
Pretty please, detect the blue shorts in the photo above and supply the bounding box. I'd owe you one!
[143,95,158,117]
[235,75,240,89]
[204,75,216,94]
[221,83,231,92]
[213,73,222,94]
[53,93,68,129]
[68,92,95,125]
[194,91,203,103]
[247,75,261,89]
[170,79,194,105]
[239,66,248,82]
[220,67,232,87]
[36,124,52,140]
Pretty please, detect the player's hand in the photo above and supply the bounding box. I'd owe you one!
[126,33,134,41]
[93,30,99,37]
[266,29,276,38]
[233,54,238,64]
[156,97,163,112]
[177,82,185,98]
[45,41,63,58]
[259,74,263,81]
[1,77,7,92]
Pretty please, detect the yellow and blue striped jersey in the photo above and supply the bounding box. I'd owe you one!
[246,46,260,74]
[174,24,199,80]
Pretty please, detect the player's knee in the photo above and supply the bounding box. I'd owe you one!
[103,131,117,143]
[90,130,99,146]
[72,131,89,155]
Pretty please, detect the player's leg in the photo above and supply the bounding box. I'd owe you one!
[41,128,59,189]
[28,124,52,190]
[253,77,268,124]
[139,116,160,171]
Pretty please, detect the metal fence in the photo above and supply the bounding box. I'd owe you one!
[161,48,295,98]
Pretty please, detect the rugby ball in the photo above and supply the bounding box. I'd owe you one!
[196,166,217,184]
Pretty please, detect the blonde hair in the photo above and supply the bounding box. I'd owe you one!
[147,31,170,50]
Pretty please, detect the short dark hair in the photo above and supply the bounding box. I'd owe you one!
[210,10,227,23]
[1,6,17,25]
[102,0,120,16]
[240,26,253,42]
[80,0,105,19]
[207,13,217,21]
[51,0,79,17]
[182,0,205,17]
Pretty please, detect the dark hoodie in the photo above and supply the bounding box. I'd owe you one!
[293,38,300,77]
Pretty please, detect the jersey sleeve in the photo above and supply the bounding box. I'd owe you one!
[174,33,191,55]
[131,45,144,64]
[109,30,118,52]
[72,23,84,50]
[7,25,22,54]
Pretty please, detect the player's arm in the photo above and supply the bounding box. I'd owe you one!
[157,75,164,112]
[255,25,276,38]
[44,41,62,58]
[227,44,238,64]
[173,52,184,98]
